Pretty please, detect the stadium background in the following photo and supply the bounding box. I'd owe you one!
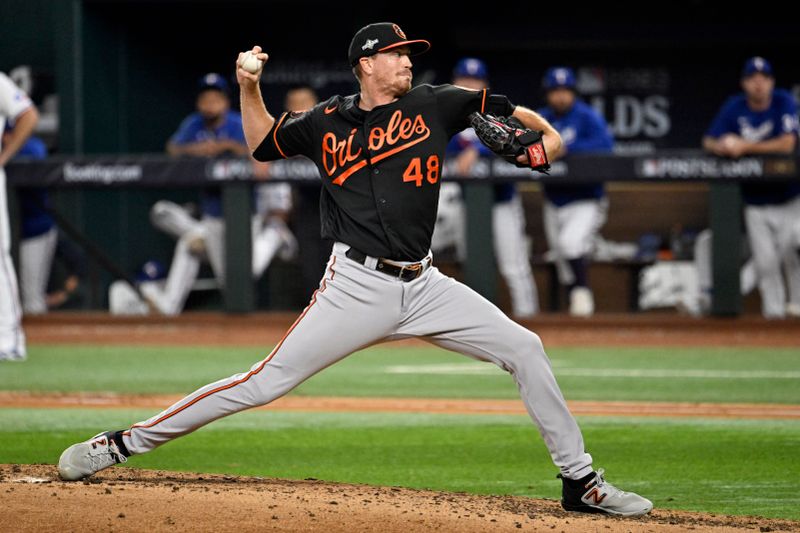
[2,0,800,313]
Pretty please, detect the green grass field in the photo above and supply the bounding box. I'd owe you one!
[2,344,800,403]
[2,344,800,520]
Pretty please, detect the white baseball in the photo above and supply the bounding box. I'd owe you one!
[238,51,263,74]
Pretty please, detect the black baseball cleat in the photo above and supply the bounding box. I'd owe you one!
[559,468,653,517]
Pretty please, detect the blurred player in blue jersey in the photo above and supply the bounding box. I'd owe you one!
[538,67,614,316]
[432,58,539,317]
[702,57,800,318]
[143,73,295,315]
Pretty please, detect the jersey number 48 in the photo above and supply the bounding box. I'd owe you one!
[402,155,440,187]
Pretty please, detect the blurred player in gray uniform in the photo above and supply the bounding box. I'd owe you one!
[538,67,613,317]
[703,57,800,318]
[0,71,38,361]
[141,73,296,315]
[433,58,539,317]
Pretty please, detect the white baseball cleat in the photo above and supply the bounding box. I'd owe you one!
[58,431,128,481]
[0,350,26,362]
[569,287,595,317]
[560,468,653,517]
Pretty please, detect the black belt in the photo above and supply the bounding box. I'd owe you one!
[345,247,430,282]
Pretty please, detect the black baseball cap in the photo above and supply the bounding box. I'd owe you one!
[348,22,430,67]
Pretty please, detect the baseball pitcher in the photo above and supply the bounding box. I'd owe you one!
[58,23,652,517]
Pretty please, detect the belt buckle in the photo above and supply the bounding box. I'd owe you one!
[399,261,423,281]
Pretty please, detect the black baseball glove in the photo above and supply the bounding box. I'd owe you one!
[468,112,550,173]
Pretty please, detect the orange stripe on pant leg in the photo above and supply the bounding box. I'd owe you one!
[124,257,337,437]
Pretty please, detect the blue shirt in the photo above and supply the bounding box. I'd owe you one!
[538,100,613,207]
[169,111,247,217]
[13,136,54,238]
[706,89,800,205]
[447,128,517,203]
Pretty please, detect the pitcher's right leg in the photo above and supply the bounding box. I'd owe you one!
[125,255,398,454]
[59,250,401,479]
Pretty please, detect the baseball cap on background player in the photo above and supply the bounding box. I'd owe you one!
[453,58,489,81]
[348,22,431,67]
[197,73,230,96]
[741,56,773,78]
[542,67,577,92]
[136,260,167,282]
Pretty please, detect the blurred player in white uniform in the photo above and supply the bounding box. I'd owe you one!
[688,228,758,316]
[138,73,296,315]
[1,127,55,315]
[538,67,614,316]
[702,57,800,318]
[432,58,539,317]
[0,71,38,360]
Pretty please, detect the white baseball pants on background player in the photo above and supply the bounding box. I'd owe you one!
[122,241,593,479]
[431,184,538,317]
[493,195,538,317]
[692,229,757,315]
[744,197,800,318]
[543,198,608,285]
[430,182,466,261]
[144,184,294,315]
[20,227,58,314]
[0,169,27,358]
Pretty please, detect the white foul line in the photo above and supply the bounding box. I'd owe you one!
[384,363,800,379]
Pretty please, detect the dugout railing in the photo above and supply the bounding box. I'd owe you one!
[6,151,798,316]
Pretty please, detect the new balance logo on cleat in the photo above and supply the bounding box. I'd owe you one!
[584,486,607,505]
[559,469,653,517]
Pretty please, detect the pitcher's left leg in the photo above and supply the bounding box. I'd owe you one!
[493,195,539,317]
[395,268,652,516]
[396,268,590,479]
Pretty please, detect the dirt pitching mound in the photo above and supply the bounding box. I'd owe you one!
[1,465,797,532]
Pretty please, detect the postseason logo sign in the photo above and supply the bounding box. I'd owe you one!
[636,157,764,179]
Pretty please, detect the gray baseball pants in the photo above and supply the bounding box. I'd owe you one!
[123,241,593,479]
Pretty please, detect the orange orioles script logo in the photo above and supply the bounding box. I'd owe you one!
[322,109,431,185]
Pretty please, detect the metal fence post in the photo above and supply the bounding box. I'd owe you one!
[462,181,497,302]
[223,182,254,313]
[709,182,742,316]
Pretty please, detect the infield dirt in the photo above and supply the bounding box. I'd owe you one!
[2,464,798,532]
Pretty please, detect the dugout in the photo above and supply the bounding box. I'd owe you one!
[2,0,799,315]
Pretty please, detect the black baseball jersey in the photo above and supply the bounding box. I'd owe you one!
[254,84,515,261]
